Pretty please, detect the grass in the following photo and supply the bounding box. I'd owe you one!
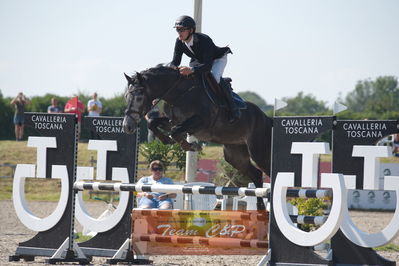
[201,145,224,160]
[374,243,399,252]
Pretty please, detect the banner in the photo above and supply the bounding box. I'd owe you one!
[132,210,268,255]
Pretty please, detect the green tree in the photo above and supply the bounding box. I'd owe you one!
[345,80,373,113]
[101,93,125,117]
[282,92,329,115]
[238,91,273,112]
[344,76,399,114]
[27,94,69,113]
[0,91,15,139]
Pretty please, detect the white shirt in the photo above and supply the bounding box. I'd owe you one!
[184,35,195,55]
[87,99,102,117]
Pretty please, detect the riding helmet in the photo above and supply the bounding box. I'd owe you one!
[174,15,196,29]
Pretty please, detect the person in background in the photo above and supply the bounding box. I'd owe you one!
[11,92,29,141]
[145,99,161,142]
[87,92,102,117]
[64,96,85,139]
[136,160,176,209]
[47,97,62,113]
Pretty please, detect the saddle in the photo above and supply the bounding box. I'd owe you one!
[202,73,247,110]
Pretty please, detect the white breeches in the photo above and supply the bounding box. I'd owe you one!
[211,54,228,83]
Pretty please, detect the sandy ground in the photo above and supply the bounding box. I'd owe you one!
[1,200,398,265]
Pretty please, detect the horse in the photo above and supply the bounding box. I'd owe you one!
[123,65,272,209]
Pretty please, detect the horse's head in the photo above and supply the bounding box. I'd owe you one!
[123,65,182,134]
[123,72,151,134]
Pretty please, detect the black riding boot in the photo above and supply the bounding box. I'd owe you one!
[219,79,241,123]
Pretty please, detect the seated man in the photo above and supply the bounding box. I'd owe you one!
[136,160,177,209]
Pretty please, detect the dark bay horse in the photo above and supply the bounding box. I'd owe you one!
[123,65,272,209]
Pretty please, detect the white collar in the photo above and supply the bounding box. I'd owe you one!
[185,35,194,46]
[184,35,194,54]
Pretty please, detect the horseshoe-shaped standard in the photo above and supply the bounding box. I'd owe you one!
[13,164,69,232]
[273,172,346,246]
[75,167,130,233]
[340,176,399,247]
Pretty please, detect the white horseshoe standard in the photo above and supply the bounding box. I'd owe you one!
[13,164,69,232]
[75,167,130,233]
[340,176,399,247]
[273,172,346,246]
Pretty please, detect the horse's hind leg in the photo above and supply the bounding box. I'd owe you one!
[223,144,265,210]
[238,113,273,178]
[246,129,272,177]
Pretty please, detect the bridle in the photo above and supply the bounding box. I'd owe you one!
[124,87,144,122]
[124,71,182,122]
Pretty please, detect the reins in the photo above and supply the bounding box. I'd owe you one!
[125,71,182,118]
[149,73,182,109]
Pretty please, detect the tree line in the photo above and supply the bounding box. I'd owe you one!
[1,75,398,140]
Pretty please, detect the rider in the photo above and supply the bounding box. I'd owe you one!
[169,15,240,123]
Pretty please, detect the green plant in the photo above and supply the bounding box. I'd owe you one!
[169,143,187,170]
[139,140,186,170]
[289,197,327,231]
[74,232,93,243]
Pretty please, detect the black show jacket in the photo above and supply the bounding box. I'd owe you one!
[170,32,232,75]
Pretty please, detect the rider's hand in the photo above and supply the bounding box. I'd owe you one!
[178,66,193,76]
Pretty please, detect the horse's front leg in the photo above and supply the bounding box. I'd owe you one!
[147,117,175,144]
[170,116,203,152]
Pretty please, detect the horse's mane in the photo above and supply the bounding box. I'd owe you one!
[125,65,178,93]
[140,64,178,77]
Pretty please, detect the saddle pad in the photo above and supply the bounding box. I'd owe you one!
[202,78,247,110]
[232,92,247,110]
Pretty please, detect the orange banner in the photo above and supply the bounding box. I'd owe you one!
[132,210,268,255]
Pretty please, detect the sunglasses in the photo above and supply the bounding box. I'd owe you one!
[151,167,163,172]
[176,27,190,33]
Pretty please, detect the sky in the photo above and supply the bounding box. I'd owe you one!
[1,0,398,107]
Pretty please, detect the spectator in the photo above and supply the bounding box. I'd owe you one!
[64,96,85,138]
[87,92,102,117]
[11,92,29,141]
[145,99,161,142]
[136,160,176,209]
[47,97,62,113]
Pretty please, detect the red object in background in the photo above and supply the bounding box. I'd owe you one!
[196,159,218,182]
[67,96,78,108]
[65,96,84,122]
[319,161,332,174]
